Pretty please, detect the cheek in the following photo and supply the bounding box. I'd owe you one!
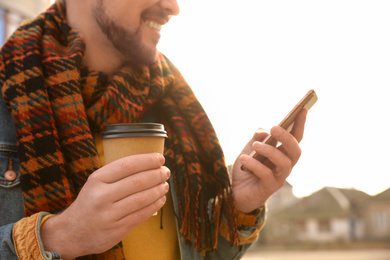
[103,2,141,26]
[100,0,159,29]
[105,0,152,17]
[111,11,141,31]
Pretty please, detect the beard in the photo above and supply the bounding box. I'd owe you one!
[92,3,158,66]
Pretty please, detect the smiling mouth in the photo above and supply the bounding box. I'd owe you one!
[144,20,163,32]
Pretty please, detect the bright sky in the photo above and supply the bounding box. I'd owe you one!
[158,0,390,197]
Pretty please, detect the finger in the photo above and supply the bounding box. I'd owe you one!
[271,126,301,166]
[239,154,285,196]
[290,109,307,143]
[240,129,269,156]
[252,128,269,142]
[239,153,273,180]
[113,181,169,221]
[116,194,168,230]
[108,166,171,202]
[252,142,292,178]
[96,153,165,183]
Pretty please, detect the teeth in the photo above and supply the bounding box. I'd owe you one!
[144,20,162,31]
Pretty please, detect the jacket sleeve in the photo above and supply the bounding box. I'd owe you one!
[0,223,19,259]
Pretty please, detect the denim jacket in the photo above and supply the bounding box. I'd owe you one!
[0,91,25,259]
[0,93,261,259]
[0,92,61,260]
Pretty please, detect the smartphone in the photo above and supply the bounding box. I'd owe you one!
[243,89,318,169]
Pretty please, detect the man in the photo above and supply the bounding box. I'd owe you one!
[0,0,307,259]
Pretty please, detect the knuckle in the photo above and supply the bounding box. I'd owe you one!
[253,129,267,141]
[132,210,145,224]
[296,147,302,158]
[282,158,293,170]
[87,172,99,183]
[129,176,145,188]
[119,157,137,171]
[88,190,108,210]
[136,193,148,207]
[263,167,274,177]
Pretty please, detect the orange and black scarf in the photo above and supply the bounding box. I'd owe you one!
[0,1,238,258]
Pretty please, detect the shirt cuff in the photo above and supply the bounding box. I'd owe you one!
[13,212,61,260]
[219,205,267,245]
[237,205,266,227]
[236,205,267,244]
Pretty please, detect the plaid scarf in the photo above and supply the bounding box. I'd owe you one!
[0,0,238,257]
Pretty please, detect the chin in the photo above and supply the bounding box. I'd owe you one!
[142,48,159,66]
[123,49,158,66]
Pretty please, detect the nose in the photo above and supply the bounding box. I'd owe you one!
[160,0,180,16]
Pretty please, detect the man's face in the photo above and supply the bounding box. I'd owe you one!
[92,0,180,65]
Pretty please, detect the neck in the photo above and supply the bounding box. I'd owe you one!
[66,0,123,75]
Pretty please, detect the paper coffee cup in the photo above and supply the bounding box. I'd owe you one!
[101,123,167,164]
[101,123,167,215]
[101,123,168,259]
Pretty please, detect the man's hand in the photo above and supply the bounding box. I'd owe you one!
[232,109,307,213]
[41,153,170,259]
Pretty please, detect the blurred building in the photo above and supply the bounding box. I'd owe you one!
[261,186,390,245]
[266,182,299,213]
[0,0,51,44]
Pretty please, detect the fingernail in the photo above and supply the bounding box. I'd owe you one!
[164,167,171,180]
[164,182,170,192]
[158,154,165,165]
[253,142,262,149]
[240,155,249,163]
